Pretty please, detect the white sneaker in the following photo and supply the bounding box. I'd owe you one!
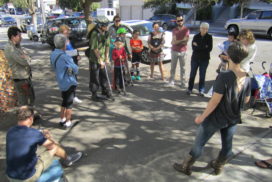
[62,152,83,167]
[73,97,82,104]
[165,81,175,87]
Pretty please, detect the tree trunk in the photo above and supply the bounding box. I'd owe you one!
[79,0,92,25]
[29,0,37,33]
[240,1,245,18]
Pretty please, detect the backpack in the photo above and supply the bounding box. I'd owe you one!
[85,25,109,57]
[150,32,164,54]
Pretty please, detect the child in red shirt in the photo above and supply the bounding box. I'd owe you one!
[130,30,143,80]
[112,37,127,91]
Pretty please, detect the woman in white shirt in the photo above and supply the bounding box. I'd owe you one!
[239,30,257,73]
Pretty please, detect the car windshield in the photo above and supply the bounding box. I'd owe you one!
[246,11,261,19]
[4,17,13,20]
[131,23,153,36]
[163,15,175,19]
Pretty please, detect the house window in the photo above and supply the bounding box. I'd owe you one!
[108,0,113,8]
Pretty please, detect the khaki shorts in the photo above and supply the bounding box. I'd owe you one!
[8,150,54,182]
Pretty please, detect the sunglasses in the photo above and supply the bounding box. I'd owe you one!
[115,20,121,22]
[177,19,183,22]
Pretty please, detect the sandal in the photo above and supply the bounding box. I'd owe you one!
[255,160,272,169]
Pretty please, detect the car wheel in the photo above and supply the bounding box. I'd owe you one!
[48,42,54,47]
[162,23,168,30]
[61,175,69,182]
[141,47,150,65]
[228,25,238,35]
[33,35,39,42]
[268,28,272,39]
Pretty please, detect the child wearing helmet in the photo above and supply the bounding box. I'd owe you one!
[116,27,131,59]
[112,37,127,92]
[111,27,132,89]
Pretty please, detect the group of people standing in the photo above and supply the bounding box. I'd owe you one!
[2,12,263,181]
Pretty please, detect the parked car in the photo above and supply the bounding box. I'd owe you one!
[41,17,88,46]
[225,10,272,38]
[27,16,43,41]
[109,20,172,64]
[15,8,25,15]
[20,16,31,32]
[148,14,176,30]
[0,16,16,26]
[72,12,84,18]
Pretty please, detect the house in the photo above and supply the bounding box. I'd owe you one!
[246,0,272,11]
[100,0,154,20]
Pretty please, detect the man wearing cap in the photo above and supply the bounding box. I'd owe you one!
[88,18,112,101]
[108,15,126,41]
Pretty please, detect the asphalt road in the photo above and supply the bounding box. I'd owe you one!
[0,26,271,182]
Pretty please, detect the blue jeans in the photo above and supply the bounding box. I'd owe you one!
[189,120,237,161]
[188,58,209,93]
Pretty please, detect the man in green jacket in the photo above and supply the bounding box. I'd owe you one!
[4,26,35,106]
[89,18,112,101]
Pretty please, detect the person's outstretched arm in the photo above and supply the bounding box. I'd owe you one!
[195,93,223,124]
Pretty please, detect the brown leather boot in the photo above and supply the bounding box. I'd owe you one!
[173,155,196,175]
[210,157,227,175]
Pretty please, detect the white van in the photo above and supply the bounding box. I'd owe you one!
[96,8,116,22]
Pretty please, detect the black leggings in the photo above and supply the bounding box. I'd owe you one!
[89,62,109,95]
[61,85,76,109]
[114,67,125,89]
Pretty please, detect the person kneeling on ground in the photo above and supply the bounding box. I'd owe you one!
[6,106,82,182]
[173,41,251,176]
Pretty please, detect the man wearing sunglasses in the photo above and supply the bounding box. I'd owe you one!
[167,14,190,88]
[109,15,127,41]
[108,15,132,61]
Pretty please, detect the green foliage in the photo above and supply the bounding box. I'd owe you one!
[4,0,29,8]
[224,0,272,6]
[0,0,7,6]
[59,0,82,11]
[144,0,172,9]
[262,0,272,3]
[196,4,212,20]
[58,0,100,11]
[144,0,217,11]
[91,2,100,11]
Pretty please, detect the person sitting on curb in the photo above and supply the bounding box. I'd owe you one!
[173,41,251,176]
[6,106,82,182]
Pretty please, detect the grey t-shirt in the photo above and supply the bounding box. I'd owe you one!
[208,70,251,128]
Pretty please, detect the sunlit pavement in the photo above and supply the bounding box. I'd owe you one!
[0,26,271,182]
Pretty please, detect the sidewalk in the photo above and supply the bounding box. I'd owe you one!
[0,77,271,182]
[0,30,271,182]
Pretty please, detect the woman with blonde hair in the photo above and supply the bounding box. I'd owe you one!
[59,25,82,104]
[238,30,257,73]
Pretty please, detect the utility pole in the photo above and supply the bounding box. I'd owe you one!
[40,0,46,25]
[31,0,37,33]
